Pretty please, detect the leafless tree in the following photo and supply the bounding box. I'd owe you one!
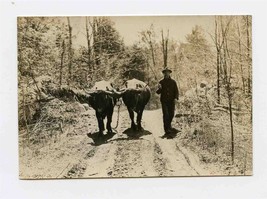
[59,40,65,86]
[85,17,92,76]
[67,17,73,86]
[140,25,157,69]
[236,18,246,93]
[219,17,235,163]
[245,16,252,94]
[161,29,169,68]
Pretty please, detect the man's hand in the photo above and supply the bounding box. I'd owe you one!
[156,83,162,95]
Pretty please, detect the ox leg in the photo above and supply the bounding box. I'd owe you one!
[136,107,144,131]
[127,107,136,130]
[106,108,113,134]
[96,112,105,135]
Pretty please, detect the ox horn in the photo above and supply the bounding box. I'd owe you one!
[84,89,96,95]
[103,90,113,94]
[114,88,127,95]
[85,89,116,95]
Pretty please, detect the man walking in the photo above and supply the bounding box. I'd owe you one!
[156,67,179,137]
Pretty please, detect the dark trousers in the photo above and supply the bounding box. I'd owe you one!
[161,100,175,132]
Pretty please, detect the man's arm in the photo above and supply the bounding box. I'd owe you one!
[174,80,179,100]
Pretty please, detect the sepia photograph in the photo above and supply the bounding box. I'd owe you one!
[18,16,252,179]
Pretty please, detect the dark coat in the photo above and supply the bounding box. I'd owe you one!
[156,77,179,102]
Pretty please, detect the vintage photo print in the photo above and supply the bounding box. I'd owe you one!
[18,16,252,179]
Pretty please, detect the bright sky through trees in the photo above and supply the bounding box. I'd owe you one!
[64,16,215,48]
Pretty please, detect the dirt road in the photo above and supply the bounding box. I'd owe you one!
[19,108,227,179]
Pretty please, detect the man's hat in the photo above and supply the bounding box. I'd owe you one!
[162,67,172,73]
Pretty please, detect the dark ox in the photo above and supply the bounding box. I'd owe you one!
[86,80,119,135]
[120,78,151,131]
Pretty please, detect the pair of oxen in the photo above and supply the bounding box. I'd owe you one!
[84,78,151,135]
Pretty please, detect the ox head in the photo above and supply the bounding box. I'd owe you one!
[116,78,149,95]
[116,79,151,111]
[85,80,121,113]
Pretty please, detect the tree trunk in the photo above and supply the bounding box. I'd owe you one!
[161,30,169,68]
[165,31,169,67]
[67,17,73,86]
[161,31,165,67]
[148,34,156,69]
[98,18,102,56]
[224,30,235,164]
[246,16,251,94]
[93,18,99,67]
[215,16,221,104]
[90,17,96,71]
[224,60,235,164]
[216,50,221,104]
[228,85,234,163]
[246,16,253,123]
[218,16,235,164]
[85,17,91,76]
[59,40,65,86]
[237,18,245,93]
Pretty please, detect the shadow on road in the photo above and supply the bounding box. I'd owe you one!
[161,128,181,139]
[122,128,152,139]
[87,128,152,146]
[87,131,116,146]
